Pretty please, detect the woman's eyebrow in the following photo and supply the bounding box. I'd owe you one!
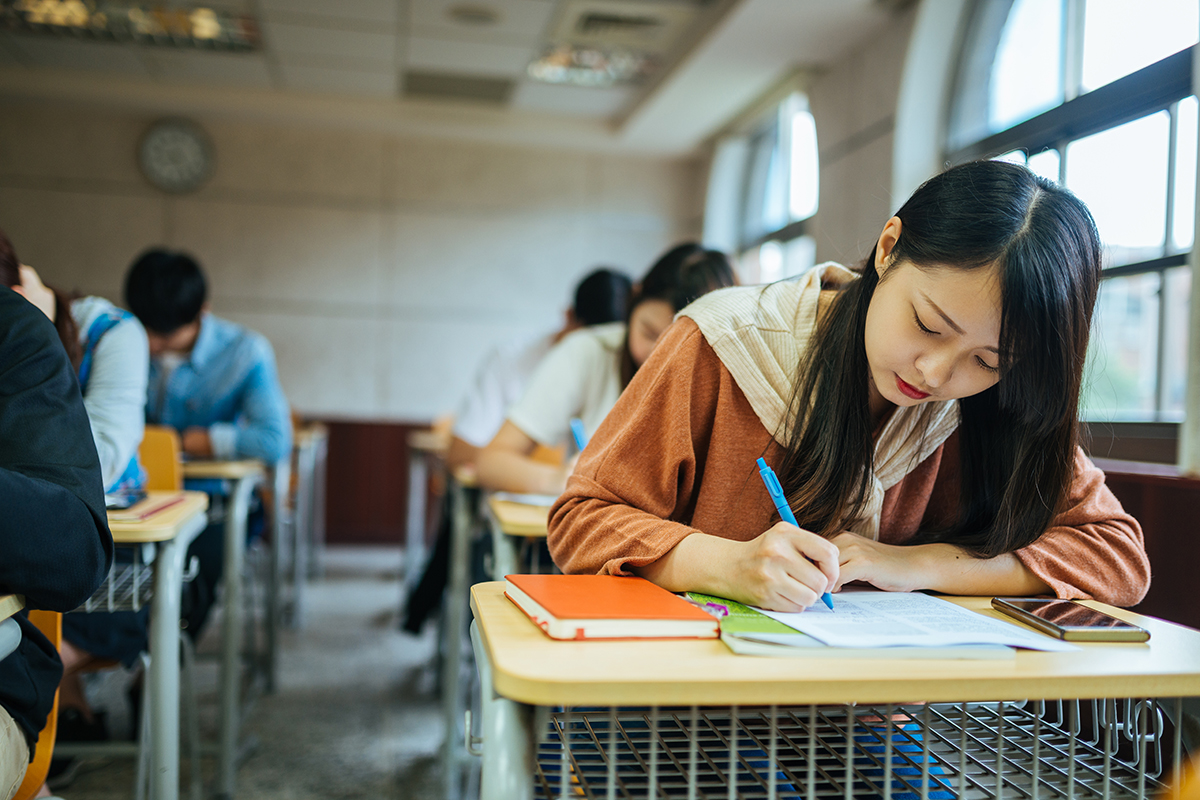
[920,291,1000,353]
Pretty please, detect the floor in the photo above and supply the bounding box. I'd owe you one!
[58,546,451,800]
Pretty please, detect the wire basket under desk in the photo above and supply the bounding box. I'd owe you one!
[535,699,1184,800]
[72,543,158,613]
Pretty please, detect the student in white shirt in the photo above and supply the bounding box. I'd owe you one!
[446,267,632,471]
[477,244,737,495]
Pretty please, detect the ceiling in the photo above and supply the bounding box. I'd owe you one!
[0,0,899,154]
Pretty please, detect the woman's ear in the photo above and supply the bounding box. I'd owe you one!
[874,217,903,276]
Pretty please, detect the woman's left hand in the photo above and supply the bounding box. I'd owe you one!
[829,532,930,593]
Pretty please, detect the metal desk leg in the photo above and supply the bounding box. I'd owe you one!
[265,459,290,693]
[470,621,534,800]
[290,443,316,628]
[308,437,327,579]
[404,449,428,594]
[217,475,258,800]
[441,478,476,799]
[146,519,194,800]
[488,523,520,581]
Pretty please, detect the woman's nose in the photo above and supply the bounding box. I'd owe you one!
[916,349,955,388]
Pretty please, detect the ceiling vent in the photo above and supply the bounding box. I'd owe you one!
[546,0,703,53]
[402,71,515,104]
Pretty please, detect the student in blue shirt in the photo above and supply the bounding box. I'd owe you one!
[125,249,291,638]
[59,250,292,707]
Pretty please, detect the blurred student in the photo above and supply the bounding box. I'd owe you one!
[477,244,736,495]
[402,267,632,633]
[124,249,291,637]
[0,230,149,499]
[0,286,111,799]
[446,267,633,472]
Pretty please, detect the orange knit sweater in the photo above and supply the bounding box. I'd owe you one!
[548,317,1150,607]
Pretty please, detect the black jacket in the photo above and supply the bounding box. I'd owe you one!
[0,287,112,747]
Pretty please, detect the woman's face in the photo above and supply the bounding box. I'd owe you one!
[863,224,1003,418]
[627,299,675,368]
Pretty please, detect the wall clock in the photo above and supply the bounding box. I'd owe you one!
[138,119,214,194]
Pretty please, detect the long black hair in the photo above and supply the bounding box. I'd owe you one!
[618,243,738,387]
[777,159,1101,556]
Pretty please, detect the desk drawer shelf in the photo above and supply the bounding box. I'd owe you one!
[534,700,1180,799]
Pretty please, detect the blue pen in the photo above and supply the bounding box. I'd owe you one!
[755,457,835,610]
[569,418,589,451]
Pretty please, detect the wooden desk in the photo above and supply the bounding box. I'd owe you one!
[76,491,208,800]
[486,498,550,538]
[470,581,1200,800]
[483,495,553,582]
[0,594,21,623]
[182,459,264,799]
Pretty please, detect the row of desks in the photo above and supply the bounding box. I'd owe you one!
[404,449,1200,799]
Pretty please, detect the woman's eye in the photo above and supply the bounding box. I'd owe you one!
[976,356,1000,374]
[913,311,936,335]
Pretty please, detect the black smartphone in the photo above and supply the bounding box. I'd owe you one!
[991,597,1150,642]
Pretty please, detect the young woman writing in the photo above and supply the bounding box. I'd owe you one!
[548,160,1149,612]
[477,243,737,495]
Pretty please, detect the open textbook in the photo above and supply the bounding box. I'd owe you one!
[689,588,1077,658]
[757,588,1078,652]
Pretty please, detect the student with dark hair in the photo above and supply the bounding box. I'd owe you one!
[124,248,290,464]
[0,229,149,499]
[447,266,633,472]
[123,248,290,638]
[549,160,1149,610]
[477,244,737,495]
[0,286,111,797]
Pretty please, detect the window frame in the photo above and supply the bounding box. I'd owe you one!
[945,3,1195,438]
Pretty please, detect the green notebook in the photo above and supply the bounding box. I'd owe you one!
[685,592,1013,660]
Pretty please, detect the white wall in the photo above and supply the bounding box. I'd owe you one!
[0,102,704,421]
[806,7,918,268]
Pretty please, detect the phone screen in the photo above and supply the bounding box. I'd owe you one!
[1001,599,1137,630]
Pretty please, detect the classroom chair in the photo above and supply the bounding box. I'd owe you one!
[139,425,183,491]
[13,610,61,800]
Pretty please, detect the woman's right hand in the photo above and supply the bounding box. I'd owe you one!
[725,522,839,612]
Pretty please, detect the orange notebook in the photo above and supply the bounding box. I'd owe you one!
[504,574,720,641]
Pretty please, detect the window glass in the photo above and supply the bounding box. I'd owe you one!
[1173,96,1198,253]
[789,108,819,221]
[1081,0,1199,92]
[990,0,1062,132]
[1027,149,1061,183]
[1082,272,1162,421]
[1065,111,1170,267]
[995,149,1027,165]
[1161,266,1190,421]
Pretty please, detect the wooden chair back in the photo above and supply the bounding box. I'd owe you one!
[139,424,183,491]
[13,610,61,800]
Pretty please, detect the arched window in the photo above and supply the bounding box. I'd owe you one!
[704,92,820,284]
[948,0,1197,435]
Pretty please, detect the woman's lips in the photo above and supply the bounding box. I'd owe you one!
[895,374,930,400]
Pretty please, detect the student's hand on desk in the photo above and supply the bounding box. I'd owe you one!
[830,532,929,593]
[181,427,214,458]
[730,522,839,612]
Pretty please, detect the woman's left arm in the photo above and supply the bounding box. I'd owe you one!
[833,448,1149,605]
[832,536,1051,596]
